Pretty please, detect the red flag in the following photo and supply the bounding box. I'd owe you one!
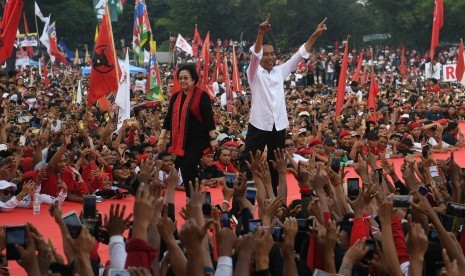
[192,24,201,58]
[201,32,210,85]
[335,37,349,116]
[0,0,24,64]
[352,51,364,83]
[48,31,69,65]
[87,7,121,106]
[172,67,180,94]
[362,64,368,85]
[398,46,406,79]
[430,0,444,59]
[368,68,380,121]
[22,13,33,58]
[456,39,465,85]
[210,45,222,84]
[223,57,233,112]
[231,44,241,92]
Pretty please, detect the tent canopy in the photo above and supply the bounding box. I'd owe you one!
[81,59,147,76]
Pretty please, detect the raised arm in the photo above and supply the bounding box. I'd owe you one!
[253,14,270,55]
[304,18,327,53]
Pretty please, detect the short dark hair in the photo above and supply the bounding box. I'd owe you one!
[177,64,199,84]
[445,121,458,132]
[158,151,171,160]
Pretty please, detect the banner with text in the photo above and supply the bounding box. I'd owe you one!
[443,64,456,82]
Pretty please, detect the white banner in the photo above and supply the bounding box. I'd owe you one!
[443,64,457,82]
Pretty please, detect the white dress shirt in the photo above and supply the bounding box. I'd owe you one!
[213,81,226,96]
[247,44,310,131]
[220,92,237,109]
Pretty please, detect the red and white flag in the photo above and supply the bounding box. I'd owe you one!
[175,34,193,55]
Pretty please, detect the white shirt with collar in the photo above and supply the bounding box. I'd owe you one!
[247,44,310,131]
[220,92,237,109]
[213,81,226,96]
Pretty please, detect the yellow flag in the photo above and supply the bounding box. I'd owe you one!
[74,49,79,65]
[94,25,99,43]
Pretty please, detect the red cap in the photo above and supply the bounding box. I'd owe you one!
[459,106,465,110]
[437,119,448,125]
[136,154,150,166]
[402,103,412,109]
[308,138,322,147]
[21,157,34,173]
[298,148,314,155]
[415,103,423,108]
[222,141,239,148]
[409,122,421,131]
[339,129,351,139]
[149,137,157,145]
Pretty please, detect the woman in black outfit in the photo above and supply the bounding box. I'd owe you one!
[157,64,218,197]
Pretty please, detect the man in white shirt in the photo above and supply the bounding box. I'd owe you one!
[220,91,238,110]
[212,73,226,96]
[345,81,363,102]
[242,14,327,191]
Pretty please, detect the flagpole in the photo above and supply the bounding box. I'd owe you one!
[34,10,42,50]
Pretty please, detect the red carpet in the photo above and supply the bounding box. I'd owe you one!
[4,124,465,275]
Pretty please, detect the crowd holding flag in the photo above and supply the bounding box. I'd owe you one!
[132,0,151,64]
[335,36,349,116]
[0,0,24,64]
[87,6,121,107]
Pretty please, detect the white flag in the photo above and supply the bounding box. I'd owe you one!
[175,34,193,55]
[76,80,82,104]
[39,16,55,62]
[115,51,131,131]
[143,49,150,64]
[35,2,48,23]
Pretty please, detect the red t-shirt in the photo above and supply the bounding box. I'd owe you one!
[41,169,88,196]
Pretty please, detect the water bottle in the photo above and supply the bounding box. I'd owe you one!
[33,192,41,215]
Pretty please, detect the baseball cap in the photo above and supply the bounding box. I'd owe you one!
[324,138,336,146]
[113,160,131,170]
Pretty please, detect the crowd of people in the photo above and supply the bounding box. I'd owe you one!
[1,15,465,276]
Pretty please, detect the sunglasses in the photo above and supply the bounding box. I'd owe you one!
[285,143,295,147]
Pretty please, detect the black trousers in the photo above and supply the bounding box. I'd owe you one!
[175,139,209,198]
[241,123,286,195]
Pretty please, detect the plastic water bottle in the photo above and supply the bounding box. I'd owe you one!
[33,193,41,215]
